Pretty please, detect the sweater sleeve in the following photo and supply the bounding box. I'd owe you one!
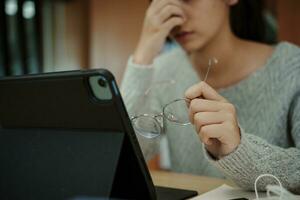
[204,45,300,194]
[205,94,300,194]
[120,57,161,161]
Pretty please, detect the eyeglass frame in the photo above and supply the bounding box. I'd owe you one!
[130,98,192,137]
[130,58,218,138]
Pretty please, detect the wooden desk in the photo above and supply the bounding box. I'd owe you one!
[151,170,234,195]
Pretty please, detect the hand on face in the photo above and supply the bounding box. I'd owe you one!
[133,0,186,65]
[185,81,241,159]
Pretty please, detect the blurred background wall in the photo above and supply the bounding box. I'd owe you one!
[89,0,147,84]
[1,0,300,83]
[277,0,300,45]
[1,0,148,83]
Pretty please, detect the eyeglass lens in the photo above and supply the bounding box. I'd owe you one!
[131,115,161,139]
[132,99,190,139]
[163,99,190,125]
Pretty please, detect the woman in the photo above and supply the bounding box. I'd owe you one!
[121,0,300,193]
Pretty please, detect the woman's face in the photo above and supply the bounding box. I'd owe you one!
[170,0,232,52]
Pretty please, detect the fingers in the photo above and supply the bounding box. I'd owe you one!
[133,0,185,65]
[188,98,235,124]
[163,17,185,33]
[198,124,224,145]
[148,0,185,28]
[152,0,182,15]
[185,82,227,102]
[159,5,185,23]
[184,83,241,157]
[193,112,225,133]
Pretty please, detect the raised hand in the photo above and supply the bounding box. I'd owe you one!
[133,0,186,65]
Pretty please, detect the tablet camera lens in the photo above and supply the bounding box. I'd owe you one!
[98,77,107,87]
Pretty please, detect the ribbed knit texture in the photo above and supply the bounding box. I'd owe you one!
[121,42,300,193]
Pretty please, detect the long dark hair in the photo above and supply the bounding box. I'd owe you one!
[230,0,273,44]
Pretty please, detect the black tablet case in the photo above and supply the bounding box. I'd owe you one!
[0,70,197,200]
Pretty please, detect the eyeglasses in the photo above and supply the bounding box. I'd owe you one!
[131,58,218,139]
[131,97,190,139]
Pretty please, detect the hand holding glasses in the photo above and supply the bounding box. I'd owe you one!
[131,58,218,139]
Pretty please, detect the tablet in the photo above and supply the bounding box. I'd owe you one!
[0,69,198,200]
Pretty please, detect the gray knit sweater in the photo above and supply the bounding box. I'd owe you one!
[121,42,300,193]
